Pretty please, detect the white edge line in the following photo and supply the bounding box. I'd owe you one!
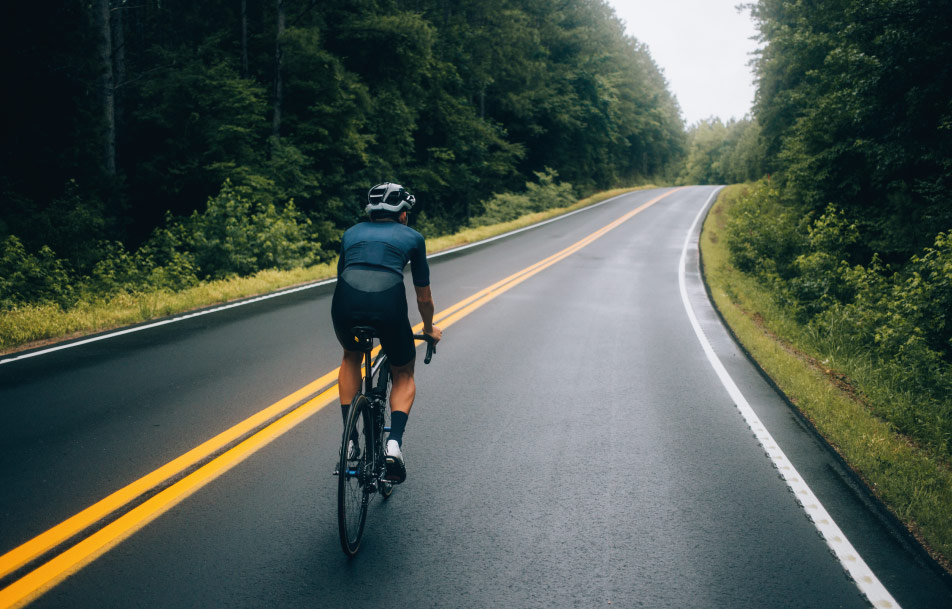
[0,280,337,365]
[678,187,900,609]
[2,188,655,366]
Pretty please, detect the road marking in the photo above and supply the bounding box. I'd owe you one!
[0,280,337,366]
[0,188,682,609]
[0,383,341,609]
[677,188,900,609]
[0,189,640,366]
[0,367,340,579]
[428,188,641,259]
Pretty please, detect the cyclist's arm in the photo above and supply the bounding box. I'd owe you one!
[414,285,441,342]
[336,229,349,276]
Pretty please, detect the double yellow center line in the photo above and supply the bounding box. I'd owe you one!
[0,187,681,609]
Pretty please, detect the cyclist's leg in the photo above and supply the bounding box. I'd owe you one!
[338,349,363,423]
[389,360,416,416]
[331,279,369,423]
[378,310,416,445]
[381,329,415,483]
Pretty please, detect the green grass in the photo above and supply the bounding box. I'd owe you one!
[701,184,952,571]
[0,185,653,354]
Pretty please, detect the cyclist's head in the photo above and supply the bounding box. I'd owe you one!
[366,182,415,220]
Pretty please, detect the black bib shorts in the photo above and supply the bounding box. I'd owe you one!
[331,270,416,368]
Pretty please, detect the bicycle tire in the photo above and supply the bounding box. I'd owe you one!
[338,394,371,555]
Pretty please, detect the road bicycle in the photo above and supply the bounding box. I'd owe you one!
[335,326,436,556]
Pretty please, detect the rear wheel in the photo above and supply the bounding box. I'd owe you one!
[338,394,371,555]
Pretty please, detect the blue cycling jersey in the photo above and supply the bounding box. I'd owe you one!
[337,221,430,288]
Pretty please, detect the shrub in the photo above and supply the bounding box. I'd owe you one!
[413,210,457,239]
[85,241,149,295]
[788,205,860,320]
[724,182,803,283]
[471,168,576,227]
[724,181,952,458]
[149,251,200,291]
[147,181,326,279]
[0,235,74,309]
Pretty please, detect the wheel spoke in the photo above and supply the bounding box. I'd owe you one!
[338,395,371,555]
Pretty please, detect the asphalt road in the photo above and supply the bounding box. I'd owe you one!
[1,186,950,608]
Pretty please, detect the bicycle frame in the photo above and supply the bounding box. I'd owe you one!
[337,328,435,555]
[366,349,390,401]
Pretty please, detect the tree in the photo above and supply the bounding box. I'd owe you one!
[0,0,688,277]
[271,0,285,140]
[94,0,117,178]
[749,0,952,262]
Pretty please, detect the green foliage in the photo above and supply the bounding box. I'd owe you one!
[725,182,803,282]
[680,119,730,185]
[84,241,148,295]
[788,205,861,319]
[0,0,686,285]
[725,181,952,458]
[0,236,74,309]
[128,44,269,227]
[471,169,577,227]
[679,118,766,185]
[833,231,952,376]
[0,0,688,325]
[749,0,952,262]
[712,0,952,457]
[29,181,111,272]
[0,179,324,311]
[814,236,952,456]
[148,181,326,280]
[705,184,952,569]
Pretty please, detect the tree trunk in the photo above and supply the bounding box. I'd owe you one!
[94,0,116,177]
[112,1,126,165]
[241,0,249,77]
[271,0,285,140]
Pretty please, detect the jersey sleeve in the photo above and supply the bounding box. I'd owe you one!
[336,236,346,276]
[409,230,430,287]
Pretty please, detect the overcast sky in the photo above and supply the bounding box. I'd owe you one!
[606,0,761,126]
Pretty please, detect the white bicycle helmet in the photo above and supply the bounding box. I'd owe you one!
[366,182,415,214]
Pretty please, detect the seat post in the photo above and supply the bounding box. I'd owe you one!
[363,348,373,395]
[349,326,377,397]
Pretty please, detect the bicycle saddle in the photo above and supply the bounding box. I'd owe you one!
[349,326,377,351]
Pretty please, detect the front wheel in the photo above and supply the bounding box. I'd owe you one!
[338,394,371,555]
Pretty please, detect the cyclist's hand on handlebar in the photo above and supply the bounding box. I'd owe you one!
[414,328,440,364]
[423,325,442,344]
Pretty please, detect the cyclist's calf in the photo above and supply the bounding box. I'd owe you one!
[338,350,364,423]
[388,361,416,415]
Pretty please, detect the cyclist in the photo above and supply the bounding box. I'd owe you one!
[331,182,442,483]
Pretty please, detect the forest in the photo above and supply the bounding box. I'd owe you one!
[0,0,685,309]
[693,0,952,465]
[689,0,951,262]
